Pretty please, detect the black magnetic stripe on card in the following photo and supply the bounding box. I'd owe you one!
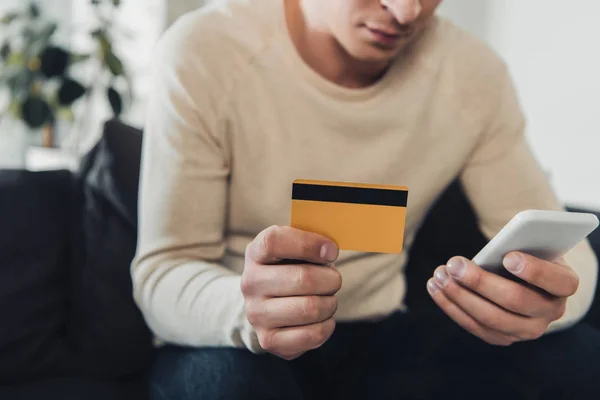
[292,183,408,207]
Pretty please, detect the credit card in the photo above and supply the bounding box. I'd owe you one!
[290,179,409,253]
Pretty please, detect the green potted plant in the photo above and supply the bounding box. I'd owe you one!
[0,0,131,166]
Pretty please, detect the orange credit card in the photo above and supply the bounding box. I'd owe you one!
[290,179,409,254]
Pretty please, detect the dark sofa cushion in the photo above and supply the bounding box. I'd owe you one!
[67,119,154,379]
[80,118,144,229]
[0,377,138,400]
[0,119,150,395]
[0,170,75,382]
[568,207,600,329]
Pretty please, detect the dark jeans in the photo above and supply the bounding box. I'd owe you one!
[149,309,600,400]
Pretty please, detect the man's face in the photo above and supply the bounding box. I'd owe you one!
[325,0,443,62]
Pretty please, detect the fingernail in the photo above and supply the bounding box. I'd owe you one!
[320,243,338,263]
[434,267,450,288]
[427,279,439,295]
[504,253,524,274]
[446,258,466,279]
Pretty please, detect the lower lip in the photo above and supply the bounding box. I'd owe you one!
[366,27,402,46]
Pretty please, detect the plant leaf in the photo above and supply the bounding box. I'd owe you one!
[37,22,58,42]
[57,106,75,122]
[70,53,92,64]
[7,70,31,98]
[0,42,10,60]
[21,96,53,129]
[96,31,112,60]
[9,101,21,118]
[0,12,19,25]
[23,22,59,59]
[6,51,25,66]
[106,51,124,76]
[58,78,87,105]
[40,46,70,78]
[107,87,122,116]
[29,3,41,19]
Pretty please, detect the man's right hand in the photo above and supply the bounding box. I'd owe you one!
[241,225,342,360]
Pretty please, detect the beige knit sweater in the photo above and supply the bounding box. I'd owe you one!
[132,0,598,353]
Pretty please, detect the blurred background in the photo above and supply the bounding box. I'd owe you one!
[439,0,600,211]
[1,0,598,210]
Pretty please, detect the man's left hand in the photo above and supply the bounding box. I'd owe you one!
[427,252,580,346]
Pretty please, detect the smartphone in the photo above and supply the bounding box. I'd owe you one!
[472,210,599,273]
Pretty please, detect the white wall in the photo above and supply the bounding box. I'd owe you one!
[439,0,600,210]
[167,0,207,26]
[437,0,491,40]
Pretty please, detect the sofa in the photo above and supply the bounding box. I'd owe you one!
[0,119,599,399]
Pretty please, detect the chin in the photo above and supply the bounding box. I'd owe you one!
[346,42,402,64]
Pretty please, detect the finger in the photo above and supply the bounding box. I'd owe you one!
[258,318,336,360]
[246,296,338,329]
[502,252,580,298]
[242,263,342,297]
[248,226,339,265]
[427,279,516,347]
[432,266,547,340]
[445,257,559,318]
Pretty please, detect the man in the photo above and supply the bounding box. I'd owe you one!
[133,0,600,398]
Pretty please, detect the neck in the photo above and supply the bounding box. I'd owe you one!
[285,0,391,89]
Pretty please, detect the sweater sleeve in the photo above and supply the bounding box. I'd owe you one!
[459,64,598,333]
[130,17,261,352]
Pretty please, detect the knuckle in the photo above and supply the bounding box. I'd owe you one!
[486,333,517,347]
[503,293,522,314]
[479,313,504,332]
[331,268,343,292]
[552,301,567,321]
[469,269,484,292]
[442,282,460,300]
[309,328,326,346]
[566,271,580,296]
[257,329,277,353]
[319,296,338,320]
[527,260,541,281]
[293,266,312,292]
[244,301,263,326]
[519,322,546,341]
[261,225,282,257]
[462,319,481,336]
[497,336,517,347]
[329,296,339,317]
[301,296,321,321]
[530,323,548,340]
[505,289,532,314]
[240,270,257,296]
[535,324,548,339]
[311,320,333,345]
[299,235,316,258]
